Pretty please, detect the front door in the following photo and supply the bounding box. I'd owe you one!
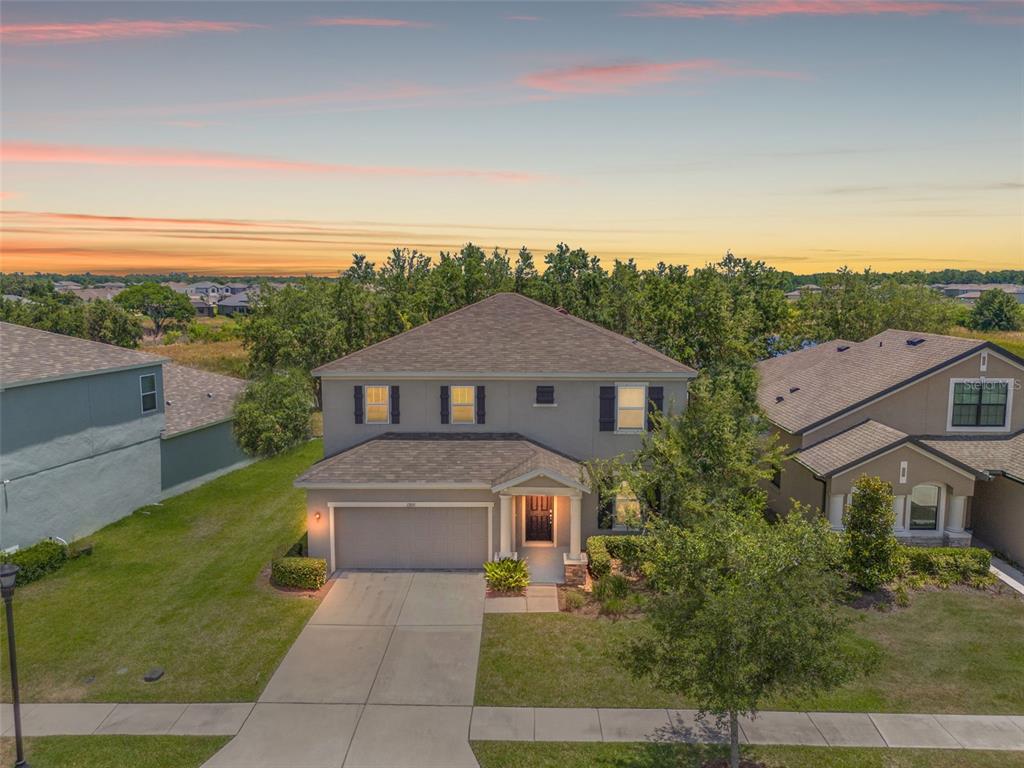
[525,496,554,542]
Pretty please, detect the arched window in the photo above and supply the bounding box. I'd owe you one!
[909,485,940,531]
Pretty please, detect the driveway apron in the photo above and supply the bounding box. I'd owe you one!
[202,571,484,768]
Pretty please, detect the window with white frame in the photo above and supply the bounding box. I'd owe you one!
[616,384,646,431]
[950,380,1009,428]
[364,385,389,424]
[908,484,940,530]
[140,373,158,414]
[451,385,476,424]
[598,483,642,530]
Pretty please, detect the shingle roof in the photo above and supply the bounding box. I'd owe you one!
[920,431,1024,483]
[295,433,588,490]
[0,321,165,388]
[162,363,246,437]
[795,420,908,477]
[314,293,695,378]
[218,290,254,307]
[758,330,989,433]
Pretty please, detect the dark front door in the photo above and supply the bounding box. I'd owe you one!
[525,496,554,542]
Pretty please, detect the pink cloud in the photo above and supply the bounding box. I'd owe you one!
[625,1,1007,20]
[1,141,539,183]
[309,17,433,28]
[519,59,806,94]
[0,19,258,44]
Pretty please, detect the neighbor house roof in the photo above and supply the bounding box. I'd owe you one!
[794,420,908,477]
[218,290,254,308]
[314,293,695,378]
[920,430,1024,484]
[295,433,589,491]
[161,363,246,437]
[0,321,166,389]
[757,330,1002,434]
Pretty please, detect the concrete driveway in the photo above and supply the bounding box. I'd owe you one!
[204,571,484,768]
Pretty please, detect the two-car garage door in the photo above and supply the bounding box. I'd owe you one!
[334,505,489,570]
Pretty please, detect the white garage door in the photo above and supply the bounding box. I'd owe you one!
[335,505,489,570]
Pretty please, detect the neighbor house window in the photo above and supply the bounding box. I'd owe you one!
[616,384,646,431]
[908,484,940,530]
[951,381,1009,427]
[140,373,158,414]
[364,385,389,424]
[451,385,476,424]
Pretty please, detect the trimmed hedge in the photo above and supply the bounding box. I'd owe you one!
[271,556,327,590]
[586,535,650,579]
[901,546,991,587]
[0,539,68,585]
[587,536,612,579]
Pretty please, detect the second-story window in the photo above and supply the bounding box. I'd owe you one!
[365,385,390,423]
[451,385,476,424]
[950,380,1009,428]
[615,383,646,431]
[140,373,158,414]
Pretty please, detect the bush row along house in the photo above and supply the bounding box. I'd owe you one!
[0,322,251,550]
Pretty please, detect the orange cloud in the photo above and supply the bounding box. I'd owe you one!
[309,17,432,28]
[0,19,258,44]
[625,1,1008,20]
[519,59,806,94]
[1,141,540,182]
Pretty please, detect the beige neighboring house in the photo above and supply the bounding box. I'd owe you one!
[295,292,696,583]
[760,330,1024,564]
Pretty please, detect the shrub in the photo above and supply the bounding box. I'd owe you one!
[901,546,992,588]
[0,539,68,585]
[484,557,529,592]
[844,475,900,591]
[586,536,611,579]
[599,596,628,616]
[271,556,326,590]
[587,535,650,578]
[233,369,314,457]
[563,590,586,611]
[594,573,630,601]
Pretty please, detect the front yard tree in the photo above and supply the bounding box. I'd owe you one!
[233,368,314,457]
[844,475,900,591]
[115,282,194,337]
[969,288,1024,331]
[631,510,855,768]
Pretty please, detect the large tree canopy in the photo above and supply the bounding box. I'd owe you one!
[115,282,195,336]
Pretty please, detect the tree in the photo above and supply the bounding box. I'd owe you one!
[233,368,314,457]
[1,294,143,348]
[844,475,900,591]
[115,283,194,336]
[630,511,856,768]
[81,299,144,347]
[970,288,1023,331]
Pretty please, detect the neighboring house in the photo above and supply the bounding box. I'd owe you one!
[186,281,229,301]
[191,298,216,318]
[163,281,190,294]
[218,289,256,316]
[1,294,33,304]
[295,292,696,582]
[224,282,251,295]
[53,280,82,293]
[0,322,250,549]
[931,283,1024,305]
[74,286,124,302]
[784,283,821,302]
[760,330,1024,564]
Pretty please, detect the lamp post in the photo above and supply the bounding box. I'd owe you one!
[1,563,29,768]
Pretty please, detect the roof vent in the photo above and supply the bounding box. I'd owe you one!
[837,345,850,352]
[555,307,569,315]
[789,386,801,393]
[775,395,785,403]
[207,392,214,398]
[906,337,925,347]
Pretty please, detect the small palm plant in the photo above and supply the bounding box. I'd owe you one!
[483,557,530,593]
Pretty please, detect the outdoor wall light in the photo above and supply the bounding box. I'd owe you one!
[315,511,321,521]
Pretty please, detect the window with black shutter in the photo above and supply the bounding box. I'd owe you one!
[390,385,401,424]
[353,385,364,424]
[536,385,555,405]
[476,385,486,424]
[646,386,664,431]
[598,492,614,529]
[440,385,450,424]
[599,386,616,431]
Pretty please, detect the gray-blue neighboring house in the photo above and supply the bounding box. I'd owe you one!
[0,322,250,550]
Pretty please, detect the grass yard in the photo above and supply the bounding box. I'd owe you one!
[0,735,228,768]
[155,339,249,378]
[472,742,1024,768]
[949,326,1024,359]
[0,441,323,703]
[476,589,1024,713]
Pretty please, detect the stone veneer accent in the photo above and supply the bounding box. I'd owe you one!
[897,532,972,548]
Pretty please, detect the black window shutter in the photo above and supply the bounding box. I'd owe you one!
[599,386,616,431]
[476,385,486,424]
[536,385,555,405]
[647,386,664,431]
[598,492,614,529]
[440,385,450,424]
[390,385,400,424]
[353,385,364,424]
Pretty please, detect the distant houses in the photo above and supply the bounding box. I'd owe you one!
[931,283,1024,306]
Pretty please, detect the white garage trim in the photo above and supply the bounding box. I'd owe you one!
[326,501,494,572]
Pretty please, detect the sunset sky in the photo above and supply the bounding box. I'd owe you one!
[1,1,1022,276]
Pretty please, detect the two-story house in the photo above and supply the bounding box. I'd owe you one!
[296,293,696,582]
[760,330,1023,564]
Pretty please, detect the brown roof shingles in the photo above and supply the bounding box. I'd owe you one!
[314,293,695,377]
[921,431,1024,482]
[162,363,246,437]
[795,420,908,477]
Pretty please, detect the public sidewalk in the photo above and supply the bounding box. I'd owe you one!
[3,703,1022,751]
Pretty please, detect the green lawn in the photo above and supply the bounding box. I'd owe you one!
[949,326,1024,359]
[472,742,1024,768]
[0,441,323,703]
[476,589,1024,713]
[0,736,228,768]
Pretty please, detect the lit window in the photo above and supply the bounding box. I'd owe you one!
[616,384,646,431]
[951,381,1008,427]
[140,374,158,414]
[451,385,476,424]
[365,386,389,424]
[598,483,642,530]
[909,484,939,530]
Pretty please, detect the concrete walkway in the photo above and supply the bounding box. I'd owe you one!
[991,556,1024,596]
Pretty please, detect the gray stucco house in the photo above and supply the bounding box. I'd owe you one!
[296,292,696,583]
[761,330,1024,565]
[0,322,250,549]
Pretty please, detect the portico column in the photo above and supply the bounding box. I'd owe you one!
[892,495,906,531]
[569,494,582,559]
[946,495,966,533]
[827,495,845,530]
[499,494,513,557]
